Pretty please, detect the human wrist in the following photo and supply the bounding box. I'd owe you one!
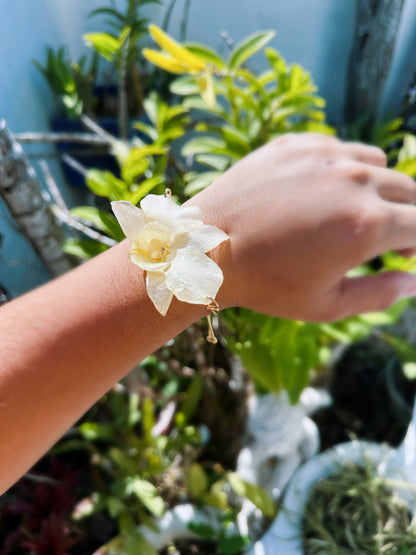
[111,191,232,340]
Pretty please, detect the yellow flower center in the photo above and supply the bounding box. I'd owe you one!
[148,239,170,262]
[129,221,173,267]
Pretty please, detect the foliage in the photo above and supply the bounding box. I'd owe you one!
[25,18,416,554]
[0,458,80,554]
[34,46,98,118]
[303,458,416,554]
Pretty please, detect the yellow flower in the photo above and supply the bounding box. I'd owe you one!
[112,193,229,315]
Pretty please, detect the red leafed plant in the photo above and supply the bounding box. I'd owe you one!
[0,457,81,555]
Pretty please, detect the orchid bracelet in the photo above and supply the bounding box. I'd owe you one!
[111,189,230,343]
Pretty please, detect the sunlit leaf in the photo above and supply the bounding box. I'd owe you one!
[125,476,165,516]
[186,463,209,498]
[63,239,109,259]
[186,43,226,69]
[196,71,216,108]
[227,472,276,517]
[148,24,206,72]
[228,30,275,71]
[143,48,189,74]
[70,206,124,242]
[79,422,115,441]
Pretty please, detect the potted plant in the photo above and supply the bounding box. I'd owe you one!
[247,399,416,554]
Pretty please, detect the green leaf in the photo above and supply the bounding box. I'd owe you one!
[85,169,111,197]
[186,43,226,69]
[106,496,127,518]
[187,521,216,540]
[195,154,230,171]
[127,392,141,427]
[178,373,204,423]
[127,175,165,205]
[143,91,162,127]
[197,71,216,109]
[125,476,165,516]
[134,125,158,146]
[404,362,416,380]
[85,169,128,200]
[109,448,138,475]
[125,531,159,555]
[170,74,201,96]
[288,120,335,135]
[218,534,249,555]
[227,472,276,517]
[142,396,155,441]
[228,30,275,71]
[83,32,121,61]
[184,170,222,196]
[200,490,228,510]
[79,422,115,441]
[186,463,209,498]
[63,239,109,259]
[122,157,149,184]
[70,206,124,242]
[181,136,228,157]
[221,126,251,155]
[395,158,416,177]
[122,145,166,184]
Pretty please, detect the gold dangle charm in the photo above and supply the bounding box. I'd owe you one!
[206,297,219,344]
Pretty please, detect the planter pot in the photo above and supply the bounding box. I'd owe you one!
[246,441,398,554]
[246,399,416,555]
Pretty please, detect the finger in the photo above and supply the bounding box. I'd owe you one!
[378,203,416,253]
[342,142,387,167]
[373,166,416,204]
[326,272,416,320]
[396,247,416,258]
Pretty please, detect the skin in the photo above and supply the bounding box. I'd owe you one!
[1,133,416,494]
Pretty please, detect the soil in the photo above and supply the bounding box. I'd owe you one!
[312,335,416,451]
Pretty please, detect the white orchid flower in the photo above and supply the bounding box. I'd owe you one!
[111,192,229,317]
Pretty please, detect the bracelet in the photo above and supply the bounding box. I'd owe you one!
[112,189,229,343]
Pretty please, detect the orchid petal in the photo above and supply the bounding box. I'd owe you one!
[146,272,174,316]
[174,225,229,253]
[140,194,202,233]
[111,200,146,241]
[165,248,223,305]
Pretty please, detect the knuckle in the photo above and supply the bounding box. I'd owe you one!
[334,160,371,185]
[344,204,384,257]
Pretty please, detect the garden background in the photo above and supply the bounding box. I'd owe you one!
[3,1,416,554]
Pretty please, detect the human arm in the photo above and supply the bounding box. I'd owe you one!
[1,133,416,494]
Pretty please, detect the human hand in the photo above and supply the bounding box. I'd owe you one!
[191,133,416,321]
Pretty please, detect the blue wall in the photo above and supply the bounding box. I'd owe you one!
[1,0,416,298]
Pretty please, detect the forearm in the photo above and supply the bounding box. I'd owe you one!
[0,240,205,494]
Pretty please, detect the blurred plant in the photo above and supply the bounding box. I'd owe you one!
[63,26,416,406]
[63,91,189,259]
[34,46,99,119]
[0,458,80,554]
[85,0,163,139]
[52,368,271,553]
[26,22,416,553]
[144,24,334,194]
[223,306,407,404]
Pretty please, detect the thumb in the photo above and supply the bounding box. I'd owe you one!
[330,271,416,320]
